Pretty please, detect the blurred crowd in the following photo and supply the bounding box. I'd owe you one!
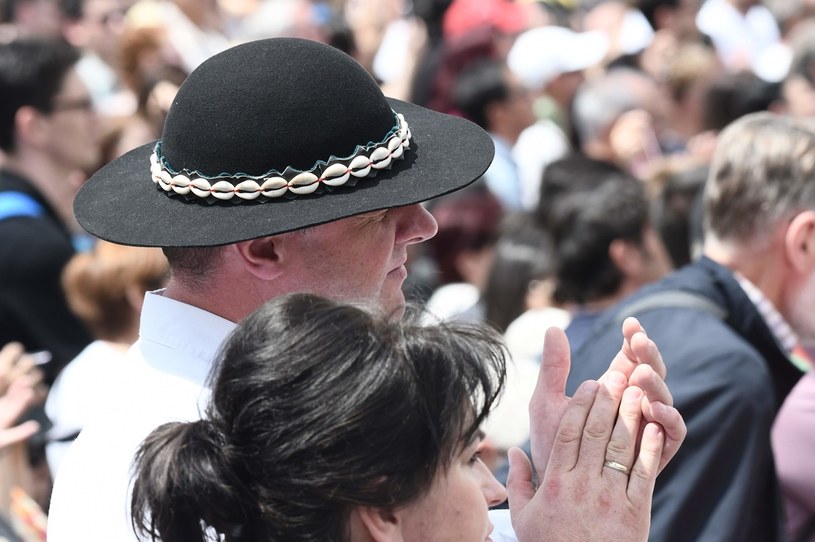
[0,0,814,539]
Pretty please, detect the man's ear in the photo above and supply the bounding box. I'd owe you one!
[785,210,815,274]
[608,238,644,278]
[352,505,403,542]
[232,236,282,280]
[14,105,48,149]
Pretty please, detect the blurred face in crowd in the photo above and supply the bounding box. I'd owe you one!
[492,70,536,142]
[80,0,127,65]
[42,68,101,172]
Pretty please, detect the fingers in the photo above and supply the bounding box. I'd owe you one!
[577,372,627,472]
[601,318,667,388]
[0,342,24,394]
[602,386,644,481]
[649,401,687,472]
[627,423,664,505]
[507,447,535,524]
[528,327,572,472]
[0,420,39,450]
[534,327,571,410]
[629,327,667,380]
[629,363,672,408]
[547,380,599,474]
[0,374,38,430]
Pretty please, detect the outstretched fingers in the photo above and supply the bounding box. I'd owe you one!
[600,318,666,387]
[648,401,686,472]
[629,363,686,472]
[529,327,572,472]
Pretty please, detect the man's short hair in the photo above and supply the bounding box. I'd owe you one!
[535,154,625,229]
[0,37,80,152]
[705,113,815,243]
[549,174,650,304]
[161,246,224,284]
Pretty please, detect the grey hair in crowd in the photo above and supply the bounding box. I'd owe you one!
[571,68,651,147]
[704,113,815,242]
[130,293,506,542]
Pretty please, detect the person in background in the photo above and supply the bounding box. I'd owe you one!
[0,342,47,542]
[547,170,672,355]
[44,241,168,477]
[567,112,811,541]
[452,57,536,210]
[0,37,96,383]
[60,0,133,117]
[424,183,504,323]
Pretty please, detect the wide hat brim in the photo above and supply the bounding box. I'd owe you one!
[74,98,493,247]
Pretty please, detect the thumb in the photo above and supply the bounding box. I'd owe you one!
[507,447,535,524]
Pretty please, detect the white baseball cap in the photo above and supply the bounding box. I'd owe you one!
[508,25,608,89]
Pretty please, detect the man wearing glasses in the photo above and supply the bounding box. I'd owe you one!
[0,37,96,384]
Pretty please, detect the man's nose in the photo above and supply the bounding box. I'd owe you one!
[394,203,438,245]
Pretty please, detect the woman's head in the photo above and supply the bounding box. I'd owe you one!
[131,293,507,542]
[62,241,168,342]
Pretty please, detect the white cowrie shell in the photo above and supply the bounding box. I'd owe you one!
[171,175,191,195]
[322,163,350,186]
[158,171,172,191]
[234,180,261,200]
[211,180,236,200]
[260,177,288,198]
[349,155,371,177]
[370,147,392,169]
[387,135,401,152]
[190,178,212,198]
[289,172,319,187]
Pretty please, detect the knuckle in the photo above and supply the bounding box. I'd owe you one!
[604,439,629,458]
[582,417,609,441]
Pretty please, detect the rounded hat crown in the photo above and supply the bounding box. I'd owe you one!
[161,38,396,176]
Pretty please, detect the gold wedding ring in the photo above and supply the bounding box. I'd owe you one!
[603,459,631,476]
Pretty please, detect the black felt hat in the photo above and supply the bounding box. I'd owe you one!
[74,38,494,247]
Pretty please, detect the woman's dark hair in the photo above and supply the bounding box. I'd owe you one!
[483,214,556,333]
[130,293,506,542]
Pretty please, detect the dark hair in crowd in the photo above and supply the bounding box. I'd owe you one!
[451,58,509,129]
[701,71,780,133]
[427,182,503,284]
[130,293,506,542]
[535,154,625,230]
[549,175,649,304]
[0,37,80,152]
[483,214,555,332]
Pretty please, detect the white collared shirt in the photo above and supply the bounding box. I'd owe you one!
[48,291,236,541]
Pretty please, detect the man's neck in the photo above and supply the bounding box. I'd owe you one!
[704,233,786,308]
[3,150,81,231]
